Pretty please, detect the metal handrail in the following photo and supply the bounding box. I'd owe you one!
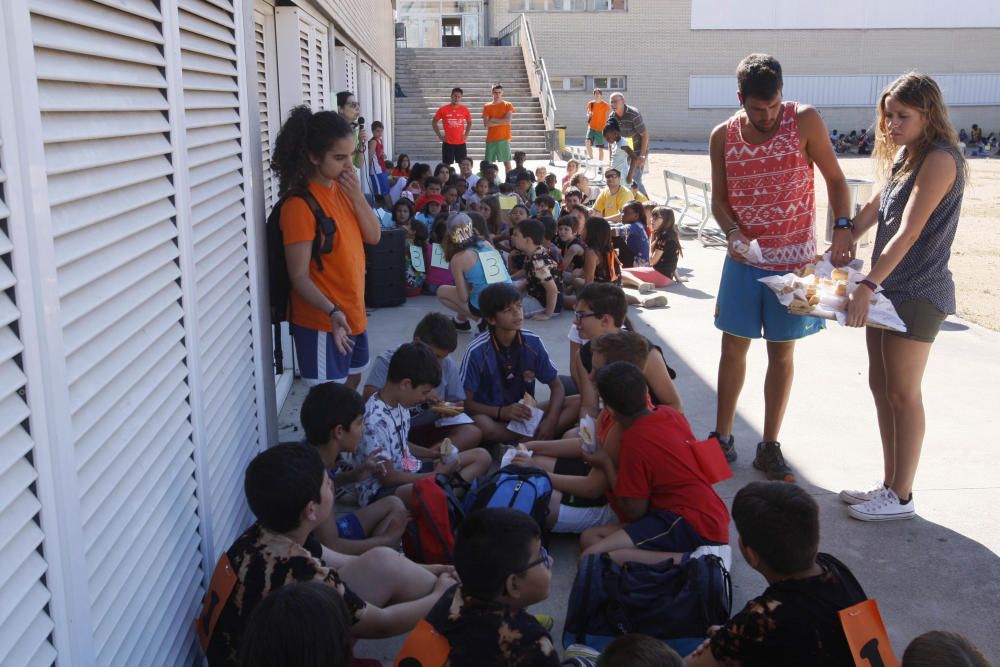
[497,14,557,131]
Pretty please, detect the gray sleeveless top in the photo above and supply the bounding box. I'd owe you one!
[871,146,964,314]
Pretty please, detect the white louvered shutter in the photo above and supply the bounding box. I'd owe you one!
[178,0,262,558]
[276,6,331,113]
[0,136,57,667]
[335,44,357,96]
[359,61,373,127]
[253,3,279,214]
[29,1,203,664]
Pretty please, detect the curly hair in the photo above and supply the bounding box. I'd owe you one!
[272,106,353,196]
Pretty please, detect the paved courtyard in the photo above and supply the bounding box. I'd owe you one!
[278,161,1000,664]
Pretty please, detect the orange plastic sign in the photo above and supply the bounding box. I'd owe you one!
[838,599,900,667]
[195,554,238,652]
[690,438,733,485]
[394,618,451,666]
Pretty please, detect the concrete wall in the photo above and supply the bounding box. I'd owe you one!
[313,0,395,76]
[489,1,1000,140]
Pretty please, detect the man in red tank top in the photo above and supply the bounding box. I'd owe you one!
[707,54,852,483]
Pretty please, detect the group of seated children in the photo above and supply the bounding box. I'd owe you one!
[199,279,990,666]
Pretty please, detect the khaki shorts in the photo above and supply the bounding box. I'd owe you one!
[888,297,947,343]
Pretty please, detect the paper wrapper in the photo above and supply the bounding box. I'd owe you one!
[439,438,459,465]
[501,445,531,468]
[733,239,764,265]
[579,415,597,455]
[757,252,907,332]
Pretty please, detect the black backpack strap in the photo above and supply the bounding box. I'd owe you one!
[285,189,336,272]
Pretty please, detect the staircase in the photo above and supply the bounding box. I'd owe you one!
[394,47,549,163]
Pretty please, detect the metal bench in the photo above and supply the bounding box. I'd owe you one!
[662,169,724,246]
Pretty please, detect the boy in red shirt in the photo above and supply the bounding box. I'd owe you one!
[580,361,730,565]
[432,87,472,166]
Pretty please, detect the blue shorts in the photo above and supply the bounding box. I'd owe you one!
[715,256,825,341]
[624,510,722,553]
[371,172,390,196]
[290,324,370,384]
[336,513,366,540]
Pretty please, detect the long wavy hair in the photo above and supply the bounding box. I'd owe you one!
[873,72,966,185]
[272,106,352,196]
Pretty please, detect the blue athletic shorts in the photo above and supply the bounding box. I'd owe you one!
[336,513,365,540]
[290,325,370,384]
[624,510,722,552]
[715,256,824,341]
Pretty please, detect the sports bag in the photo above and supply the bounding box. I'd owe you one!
[402,475,465,564]
[266,189,336,373]
[563,552,732,654]
[462,465,552,531]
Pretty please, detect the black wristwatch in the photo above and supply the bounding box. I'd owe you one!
[833,217,854,231]
[327,304,340,317]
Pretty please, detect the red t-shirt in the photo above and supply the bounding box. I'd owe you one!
[433,104,472,145]
[615,407,730,543]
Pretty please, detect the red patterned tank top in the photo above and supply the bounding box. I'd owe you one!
[724,101,816,271]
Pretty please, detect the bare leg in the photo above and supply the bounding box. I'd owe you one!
[580,523,620,552]
[866,328,894,484]
[715,333,751,438]
[446,423,483,451]
[525,437,584,459]
[457,448,492,483]
[314,496,407,556]
[529,453,558,473]
[556,394,581,434]
[882,333,934,500]
[472,413,524,444]
[437,285,470,322]
[762,340,795,443]
[586,139,594,160]
[545,489,563,530]
[338,546,437,606]
[345,374,361,390]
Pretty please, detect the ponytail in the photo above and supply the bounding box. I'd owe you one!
[272,105,352,196]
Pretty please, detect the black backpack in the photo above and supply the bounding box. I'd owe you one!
[266,189,336,374]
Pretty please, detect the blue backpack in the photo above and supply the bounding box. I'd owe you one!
[462,465,552,530]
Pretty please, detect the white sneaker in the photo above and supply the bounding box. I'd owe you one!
[640,294,668,308]
[847,489,915,522]
[690,544,733,571]
[637,281,657,294]
[839,482,887,506]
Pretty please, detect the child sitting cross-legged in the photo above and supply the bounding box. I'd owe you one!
[579,361,730,565]
[685,482,868,666]
[460,282,567,445]
[394,508,561,666]
[511,218,564,321]
[301,382,408,555]
[201,444,457,666]
[353,342,491,507]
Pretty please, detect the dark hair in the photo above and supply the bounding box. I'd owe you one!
[498,182,515,194]
[413,312,458,353]
[430,217,448,244]
[335,91,355,108]
[540,215,557,242]
[544,173,557,185]
[480,197,503,237]
[245,444,324,533]
[736,53,783,100]
[240,581,352,667]
[596,362,647,417]
[451,87,464,95]
[534,194,555,209]
[556,215,576,230]
[460,156,473,166]
[570,174,588,188]
[272,106,353,195]
[479,282,523,321]
[516,172,532,184]
[591,331,648,368]
[597,634,683,667]
[902,631,991,667]
[577,283,628,327]
[534,182,550,196]
[515,218,545,245]
[467,210,492,242]
[392,198,415,225]
[301,383,365,446]
[564,187,584,201]
[423,177,441,191]
[514,150,527,162]
[443,183,459,196]
[434,163,451,180]
[511,203,530,217]
[396,153,410,168]
[584,216,613,255]
[604,168,622,179]
[483,161,499,173]
[387,342,442,388]
[651,206,679,251]
[455,508,540,602]
[371,120,383,131]
[492,83,504,91]
[622,200,647,228]
[732,481,819,574]
[408,162,431,184]
[602,120,621,137]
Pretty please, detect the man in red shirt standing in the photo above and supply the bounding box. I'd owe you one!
[433,87,473,167]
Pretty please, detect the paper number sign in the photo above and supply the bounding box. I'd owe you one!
[499,194,519,210]
[430,243,449,270]
[838,599,900,667]
[480,249,509,284]
[409,244,426,273]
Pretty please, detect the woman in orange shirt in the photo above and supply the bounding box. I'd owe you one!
[272,106,382,388]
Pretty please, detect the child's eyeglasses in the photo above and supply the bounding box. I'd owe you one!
[574,310,598,322]
[517,546,551,573]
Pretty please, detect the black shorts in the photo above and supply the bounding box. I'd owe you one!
[554,457,606,508]
[623,509,722,552]
[442,142,468,165]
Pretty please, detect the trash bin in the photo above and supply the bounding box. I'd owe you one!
[545,126,566,153]
[825,178,875,247]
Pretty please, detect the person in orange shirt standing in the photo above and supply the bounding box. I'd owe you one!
[272,106,382,389]
[482,83,516,172]
[585,88,610,162]
[433,87,473,167]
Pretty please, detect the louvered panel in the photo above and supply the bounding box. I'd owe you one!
[254,6,278,213]
[299,25,312,108]
[0,139,56,665]
[199,268,250,335]
[313,22,328,109]
[206,386,256,478]
[185,107,240,129]
[29,1,204,662]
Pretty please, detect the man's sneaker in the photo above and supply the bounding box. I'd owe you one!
[453,318,472,333]
[752,441,796,483]
[848,489,915,521]
[839,482,887,506]
[709,431,737,463]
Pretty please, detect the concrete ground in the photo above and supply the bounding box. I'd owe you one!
[278,161,1000,664]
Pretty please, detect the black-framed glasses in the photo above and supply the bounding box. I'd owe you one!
[605,173,620,179]
[517,546,551,574]
[573,310,598,322]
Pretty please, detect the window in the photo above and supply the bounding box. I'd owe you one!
[555,75,626,92]
[560,76,586,91]
[589,75,626,91]
[517,0,625,10]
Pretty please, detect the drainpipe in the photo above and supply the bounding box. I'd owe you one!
[484,0,491,46]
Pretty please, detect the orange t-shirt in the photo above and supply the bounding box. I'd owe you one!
[280,181,367,335]
[482,101,515,142]
[587,99,611,131]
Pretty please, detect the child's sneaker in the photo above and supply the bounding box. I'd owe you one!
[640,294,668,308]
[847,489,915,522]
[752,441,795,483]
[709,431,737,463]
[533,614,554,632]
[453,318,472,333]
[563,644,600,667]
[839,482,886,506]
[637,281,656,294]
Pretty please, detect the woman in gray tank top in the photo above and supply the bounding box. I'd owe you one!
[839,73,967,523]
